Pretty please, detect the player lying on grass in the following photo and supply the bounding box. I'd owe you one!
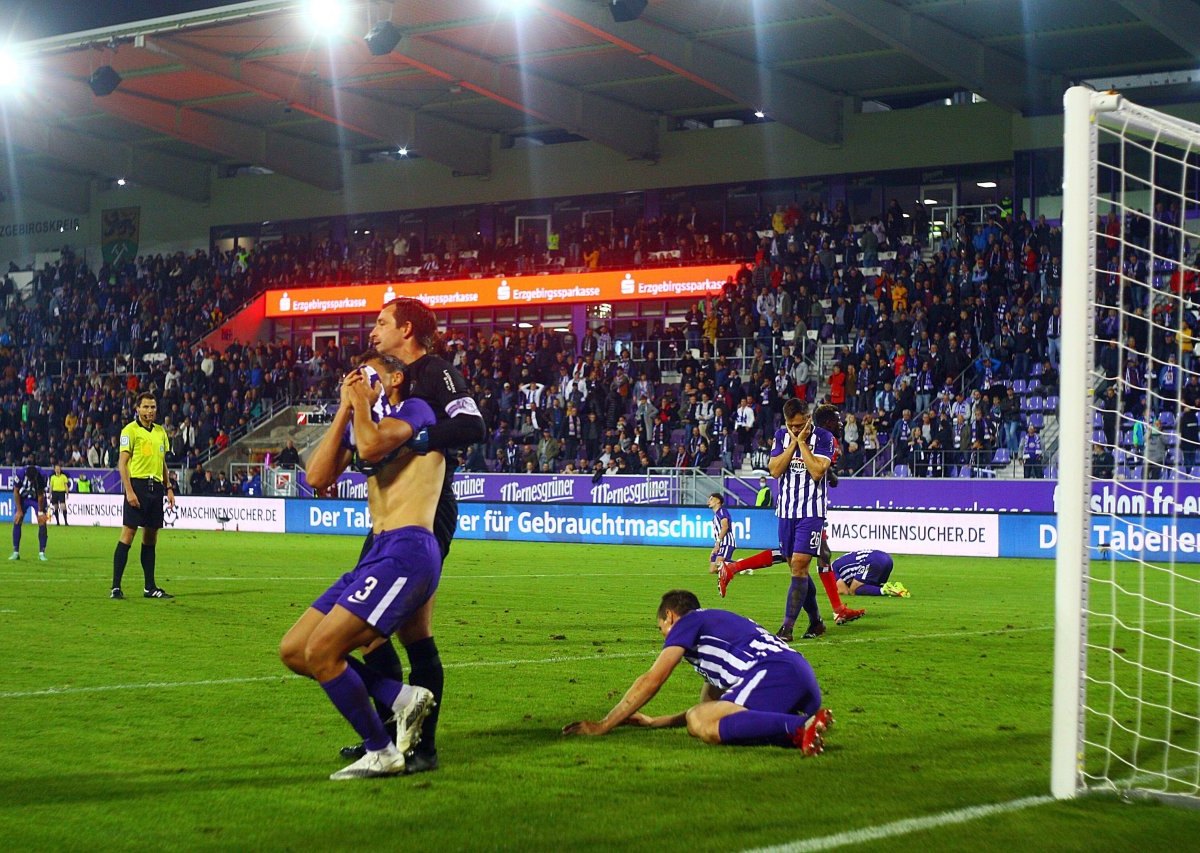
[279,351,444,780]
[826,548,909,598]
[563,589,833,754]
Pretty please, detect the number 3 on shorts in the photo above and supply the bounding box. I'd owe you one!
[350,576,378,602]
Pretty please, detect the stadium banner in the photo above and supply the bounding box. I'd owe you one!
[286,498,777,548]
[11,494,288,532]
[264,263,740,317]
[733,478,1200,516]
[1000,513,1200,562]
[298,471,677,504]
[825,510,999,557]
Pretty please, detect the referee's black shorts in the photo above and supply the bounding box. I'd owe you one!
[123,478,166,530]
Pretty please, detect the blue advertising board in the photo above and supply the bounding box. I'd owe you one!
[285,498,777,549]
[999,513,1200,562]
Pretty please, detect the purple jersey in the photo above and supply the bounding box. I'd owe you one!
[771,425,834,520]
[342,393,437,474]
[712,507,735,550]
[663,608,801,693]
[833,550,894,585]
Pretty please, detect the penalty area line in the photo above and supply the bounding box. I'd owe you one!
[742,794,1054,853]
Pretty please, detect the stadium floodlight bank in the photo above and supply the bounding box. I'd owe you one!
[1055,86,1200,805]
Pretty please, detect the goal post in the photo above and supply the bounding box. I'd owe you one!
[1054,86,1200,803]
[1052,85,1098,800]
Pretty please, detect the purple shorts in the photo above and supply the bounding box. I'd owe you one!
[311,526,442,636]
[863,555,894,585]
[721,653,821,716]
[712,543,735,563]
[778,517,824,559]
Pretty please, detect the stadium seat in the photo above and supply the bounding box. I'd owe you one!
[1042,395,1058,412]
[1030,362,1044,377]
[1013,379,1028,394]
[1023,395,1042,412]
[1029,413,1045,429]
[1159,411,1176,429]
[991,448,1011,466]
[892,464,910,477]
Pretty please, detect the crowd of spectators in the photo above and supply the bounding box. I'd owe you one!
[2,188,1193,483]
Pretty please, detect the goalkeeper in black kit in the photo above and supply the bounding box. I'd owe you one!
[336,297,487,772]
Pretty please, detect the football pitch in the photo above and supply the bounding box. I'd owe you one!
[2,527,1200,851]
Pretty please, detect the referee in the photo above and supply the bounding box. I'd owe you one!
[49,463,70,525]
[111,392,176,600]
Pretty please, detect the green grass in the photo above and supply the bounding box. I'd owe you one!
[2,528,1200,850]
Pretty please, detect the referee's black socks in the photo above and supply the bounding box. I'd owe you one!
[112,541,130,589]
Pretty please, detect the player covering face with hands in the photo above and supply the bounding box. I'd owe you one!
[280,352,444,780]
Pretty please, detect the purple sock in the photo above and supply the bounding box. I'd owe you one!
[784,576,808,628]
[12,524,19,551]
[718,710,805,746]
[802,575,821,623]
[319,666,392,751]
[857,583,883,596]
[345,655,403,708]
[37,524,47,553]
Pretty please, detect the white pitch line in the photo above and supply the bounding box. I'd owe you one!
[3,572,695,582]
[742,794,1055,853]
[0,624,1069,701]
[0,651,653,699]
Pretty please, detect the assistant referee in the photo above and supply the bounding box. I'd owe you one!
[111,391,176,600]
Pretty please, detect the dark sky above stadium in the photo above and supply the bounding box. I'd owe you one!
[2,1,230,42]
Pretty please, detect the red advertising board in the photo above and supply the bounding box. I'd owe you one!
[264,264,741,318]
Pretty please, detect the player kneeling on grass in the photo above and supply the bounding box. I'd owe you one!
[830,549,909,598]
[563,590,833,755]
[279,350,444,780]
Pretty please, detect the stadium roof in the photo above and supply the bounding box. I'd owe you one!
[4,0,1200,209]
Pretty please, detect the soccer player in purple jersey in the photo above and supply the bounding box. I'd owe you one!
[769,399,833,641]
[831,549,910,598]
[10,465,47,561]
[280,351,443,780]
[563,590,832,755]
[330,297,487,773]
[719,405,866,626]
[706,492,736,575]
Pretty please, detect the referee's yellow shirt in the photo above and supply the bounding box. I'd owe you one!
[119,421,170,480]
[49,473,69,492]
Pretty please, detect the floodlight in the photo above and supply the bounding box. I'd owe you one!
[304,0,347,35]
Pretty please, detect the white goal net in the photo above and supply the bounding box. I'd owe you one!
[1055,87,1200,803]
